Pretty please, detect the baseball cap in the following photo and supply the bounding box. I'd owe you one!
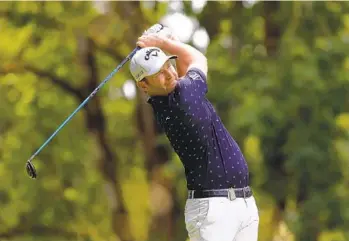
[129,47,177,82]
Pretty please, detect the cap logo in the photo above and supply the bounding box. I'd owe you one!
[144,48,160,61]
[135,69,144,80]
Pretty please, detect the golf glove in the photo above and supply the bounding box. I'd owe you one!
[143,24,179,41]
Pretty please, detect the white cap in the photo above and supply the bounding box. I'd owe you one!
[129,47,177,82]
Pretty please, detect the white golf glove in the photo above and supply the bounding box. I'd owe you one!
[142,24,179,41]
[143,23,164,35]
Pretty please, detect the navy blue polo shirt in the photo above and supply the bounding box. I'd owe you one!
[148,67,249,190]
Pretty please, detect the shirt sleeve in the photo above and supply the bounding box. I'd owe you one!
[169,67,211,124]
[176,67,208,98]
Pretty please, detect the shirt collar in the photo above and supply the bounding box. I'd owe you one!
[147,82,180,107]
[147,95,171,107]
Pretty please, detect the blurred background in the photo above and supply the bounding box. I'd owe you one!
[1,1,349,241]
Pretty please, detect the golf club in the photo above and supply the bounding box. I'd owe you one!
[26,24,164,179]
[25,46,139,179]
[25,22,167,179]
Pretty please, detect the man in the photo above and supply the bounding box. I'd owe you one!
[129,26,259,241]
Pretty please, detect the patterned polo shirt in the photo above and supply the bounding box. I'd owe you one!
[148,67,249,190]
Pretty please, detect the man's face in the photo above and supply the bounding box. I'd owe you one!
[138,60,179,96]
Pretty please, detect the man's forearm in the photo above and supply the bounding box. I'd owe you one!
[160,38,207,77]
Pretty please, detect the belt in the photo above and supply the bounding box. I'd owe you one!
[188,186,253,200]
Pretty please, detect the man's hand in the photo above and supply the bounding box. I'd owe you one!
[137,24,179,48]
[142,24,164,35]
[142,24,179,42]
[136,34,166,49]
[138,24,207,77]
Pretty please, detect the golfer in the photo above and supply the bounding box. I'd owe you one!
[129,27,259,241]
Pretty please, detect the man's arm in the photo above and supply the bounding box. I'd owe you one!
[160,38,207,78]
[137,34,207,78]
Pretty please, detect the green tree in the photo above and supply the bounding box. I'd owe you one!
[1,1,349,241]
[198,1,349,240]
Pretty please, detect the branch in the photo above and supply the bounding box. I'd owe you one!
[0,225,87,240]
[8,64,85,101]
[86,38,99,92]
[96,44,124,62]
[0,4,65,30]
[25,65,83,100]
[112,1,149,46]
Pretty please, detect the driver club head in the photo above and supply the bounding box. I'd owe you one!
[26,161,37,179]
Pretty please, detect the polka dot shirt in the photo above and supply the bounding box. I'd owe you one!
[148,68,249,190]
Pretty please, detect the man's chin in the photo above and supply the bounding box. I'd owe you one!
[169,80,178,89]
[164,82,176,93]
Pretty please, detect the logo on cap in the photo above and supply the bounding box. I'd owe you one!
[144,48,160,61]
[135,70,144,80]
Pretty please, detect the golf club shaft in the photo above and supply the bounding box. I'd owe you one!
[27,46,140,163]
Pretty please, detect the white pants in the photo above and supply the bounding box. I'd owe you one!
[184,196,259,241]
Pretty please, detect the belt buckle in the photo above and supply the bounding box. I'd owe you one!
[244,186,250,198]
[228,188,236,201]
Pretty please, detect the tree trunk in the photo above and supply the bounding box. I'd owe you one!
[81,36,134,241]
[113,2,180,240]
[263,1,281,56]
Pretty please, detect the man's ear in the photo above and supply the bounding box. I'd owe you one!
[137,80,148,93]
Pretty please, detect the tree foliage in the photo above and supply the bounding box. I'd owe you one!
[0,1,349,241]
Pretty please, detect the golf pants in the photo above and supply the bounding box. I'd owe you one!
[184,196,259,241]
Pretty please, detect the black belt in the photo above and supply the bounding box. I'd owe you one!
[188,186,253,200]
